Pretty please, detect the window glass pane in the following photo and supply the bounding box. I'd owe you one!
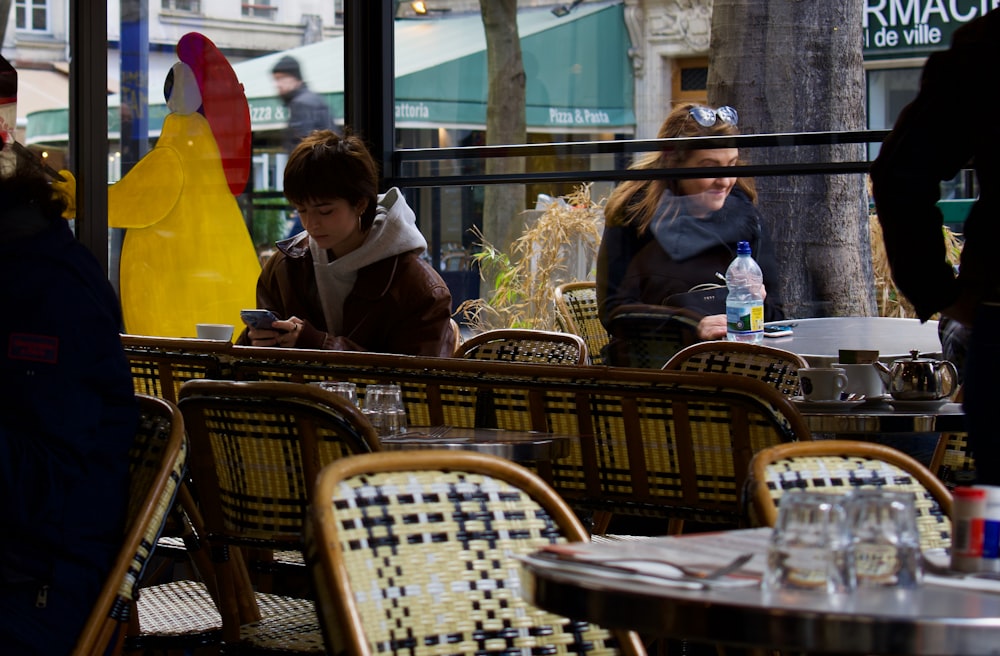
[392,2,634,279]
[680,66,708,92]
[33,1,343,337]
[47,3,987,335]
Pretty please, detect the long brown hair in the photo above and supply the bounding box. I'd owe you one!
[604,103,756,234]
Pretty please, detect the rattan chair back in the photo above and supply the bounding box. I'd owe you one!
[121,334,231,403]
[746,439,953,551]
[663,340,809,397]
[554,281,610,365]
[73,395,187,656]
[177,380,380,650]
[307,450,646,656]
[929,431,977,489]
[456,328,588,365]
[603,304,701,368]
[226,348,811,529]
[179,379,379,543]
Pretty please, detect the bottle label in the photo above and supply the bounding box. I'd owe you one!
[726,302,764,334]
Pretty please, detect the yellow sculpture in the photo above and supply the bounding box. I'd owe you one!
[108,33,259,337]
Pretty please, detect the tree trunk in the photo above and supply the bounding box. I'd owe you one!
[0,0,11,45]
[709,0,874,318]
[479,0,526,297]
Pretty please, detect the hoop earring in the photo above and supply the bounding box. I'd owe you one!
[357,215,362,232]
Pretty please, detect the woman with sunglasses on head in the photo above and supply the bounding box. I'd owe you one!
[596,103,785,349]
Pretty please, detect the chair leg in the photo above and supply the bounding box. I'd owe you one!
[590,511,613,535]
[928,433,950,479]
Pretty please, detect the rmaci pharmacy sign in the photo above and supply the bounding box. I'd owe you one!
[864,0,999,58]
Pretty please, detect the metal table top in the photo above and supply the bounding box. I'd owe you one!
[766,317,942,366]
[379,426,573,462]
[523,529,1000,655]
[795,399,965,434]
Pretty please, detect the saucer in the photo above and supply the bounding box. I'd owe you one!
[886,398,949,412]
[790,397,866,412]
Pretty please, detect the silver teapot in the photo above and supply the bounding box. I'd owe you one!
[874,350,958,401]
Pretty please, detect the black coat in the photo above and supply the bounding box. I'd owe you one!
[597,188,785,326]
[280,83,335,153]
[0,218,137,588]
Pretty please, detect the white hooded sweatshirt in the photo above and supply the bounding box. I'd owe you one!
[309,187,426,334]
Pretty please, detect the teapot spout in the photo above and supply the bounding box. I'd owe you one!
[873,361,892,387]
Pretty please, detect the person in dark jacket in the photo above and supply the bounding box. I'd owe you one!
[238,130,455,357]
[272,54,336,155]
[871,8,999,484]
[597,103,784,341]
[0,159,138,654]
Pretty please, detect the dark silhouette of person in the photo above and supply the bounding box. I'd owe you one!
[0,156,138,653]
[871,9,999,483]
[271,54,336,155]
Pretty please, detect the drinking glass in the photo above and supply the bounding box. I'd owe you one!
[846,490,922,588]
[362,384,407,437]
[765,491,855,594]
[309,381,358,407]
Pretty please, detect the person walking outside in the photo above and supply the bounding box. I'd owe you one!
[272,54,336,154]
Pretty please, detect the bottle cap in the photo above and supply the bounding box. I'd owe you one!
[954,486,988,500]
[736,241,751,255]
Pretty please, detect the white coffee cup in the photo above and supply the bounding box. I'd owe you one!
[196,323,234,341]
[799,367,849,401]
[832,362,886,399]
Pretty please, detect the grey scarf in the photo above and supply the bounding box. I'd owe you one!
[650,190,761,262]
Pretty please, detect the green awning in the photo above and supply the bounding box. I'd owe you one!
[26,1,633,144]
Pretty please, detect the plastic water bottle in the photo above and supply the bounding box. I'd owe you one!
[725,241,764,343]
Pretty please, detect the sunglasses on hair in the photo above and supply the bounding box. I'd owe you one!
[689,105,738,127]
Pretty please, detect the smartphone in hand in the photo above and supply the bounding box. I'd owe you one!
[240,309,281,330]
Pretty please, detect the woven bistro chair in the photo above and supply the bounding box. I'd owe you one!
[456,328,588,432]
[663,340,809,397]
[554,281,610,365]
[456,328,588,365]
[602,304,701,368]
[72,394,187,656]
[120,334,232,403]
[306,449,646,656]
[746,439,953,551]
[929,430,977,489]
[134,380,380,654]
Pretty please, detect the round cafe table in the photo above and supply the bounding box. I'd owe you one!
[764,317,942,366]
[522,528,1000,656]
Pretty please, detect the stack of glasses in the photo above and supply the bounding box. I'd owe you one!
[766,490,921,593]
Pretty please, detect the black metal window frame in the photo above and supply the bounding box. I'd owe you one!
[73,1,887,269]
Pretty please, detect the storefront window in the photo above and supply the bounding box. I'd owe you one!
[17,1,989,336]
[15,0,48,31]
[161,0,201,12]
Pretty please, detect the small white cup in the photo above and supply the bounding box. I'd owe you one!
[799,367,849,401]
[832,363,886,399]
[195,323,234,341]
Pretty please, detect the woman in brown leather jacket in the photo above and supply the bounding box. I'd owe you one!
[238,130,454,357]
